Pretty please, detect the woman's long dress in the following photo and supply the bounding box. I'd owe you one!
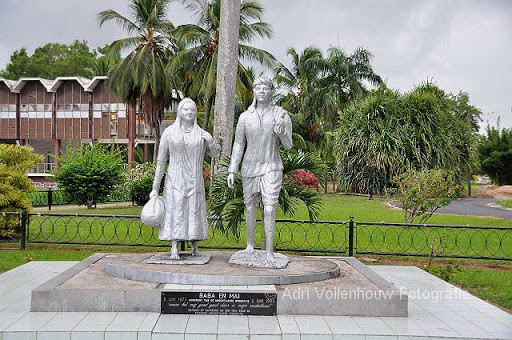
[155,122,217,241]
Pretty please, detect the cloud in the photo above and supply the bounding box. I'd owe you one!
[0,0,510,130]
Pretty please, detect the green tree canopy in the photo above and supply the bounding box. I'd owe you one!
[479,124,512,185]
[392,169,460,224]
[0,40,97,79]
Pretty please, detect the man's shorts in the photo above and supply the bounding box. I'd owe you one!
[242,170,283,206]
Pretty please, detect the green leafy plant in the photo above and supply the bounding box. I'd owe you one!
[334,83,473,195]
[208,151,324,239]
[54,143,124,209]
[109,162,156,203]
[0,145,43,238]
[392,169,460,224]
[130,176,154,206]
[478,124,512,185]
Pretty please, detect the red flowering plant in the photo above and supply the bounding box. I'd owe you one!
[286,169,320,189]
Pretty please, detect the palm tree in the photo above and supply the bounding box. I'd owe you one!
[170,0,275,130]
[85,45,121,77]
[322,46,383,122]
[275,46,326,148]
[98,0,177,155]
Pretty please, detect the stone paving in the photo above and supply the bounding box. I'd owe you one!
[0,260,511,339]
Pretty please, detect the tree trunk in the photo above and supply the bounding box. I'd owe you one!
[211,0,241,176]
[202,95,215,130]
[153,120,161,163]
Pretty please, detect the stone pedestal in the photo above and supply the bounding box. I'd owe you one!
[228,250,290,269]
[31,252,408,316]
[146,252,211,265]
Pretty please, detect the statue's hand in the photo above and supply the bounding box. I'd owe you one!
[274,111,286,135]
[202,131,214,144]
[227,173,235,189]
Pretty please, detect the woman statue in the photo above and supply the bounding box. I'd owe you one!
[150,98,218,260]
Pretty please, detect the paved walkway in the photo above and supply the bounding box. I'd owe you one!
[436,198,512,219]
[390,198,512,220]
[0,260,511,339]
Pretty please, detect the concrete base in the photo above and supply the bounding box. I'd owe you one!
[228,249,290,269]
[146,252,211,265]
[31,252,408,316]
[104,252,339,285]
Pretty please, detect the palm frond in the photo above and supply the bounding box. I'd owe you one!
[98,10,140,34]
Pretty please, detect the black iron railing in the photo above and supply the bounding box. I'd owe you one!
[1,212,510,260]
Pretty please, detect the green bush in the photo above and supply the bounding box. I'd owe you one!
[54,143,124,209]
[391,168,460,224]
[479,125,512,185]
[130,175,154,206]
[0,144,43,238]
[334,83,473,194]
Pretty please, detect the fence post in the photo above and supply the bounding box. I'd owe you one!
[348,216,354,256]
[20,211,27,250]
[48,188,53,211]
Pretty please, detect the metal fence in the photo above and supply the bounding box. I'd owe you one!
[1,212,511,260]
[28,190,132,210]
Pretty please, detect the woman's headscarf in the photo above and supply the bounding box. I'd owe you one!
[175,97,198,126]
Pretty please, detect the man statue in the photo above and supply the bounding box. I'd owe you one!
[227,77,292,265]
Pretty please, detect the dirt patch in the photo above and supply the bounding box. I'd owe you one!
[472,185,512,199]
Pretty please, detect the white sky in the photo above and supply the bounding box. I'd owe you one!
[1,0,511,132]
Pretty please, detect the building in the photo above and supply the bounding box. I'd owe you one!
[0,76,178,177]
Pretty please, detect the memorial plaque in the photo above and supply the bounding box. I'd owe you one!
[161,291,277,315]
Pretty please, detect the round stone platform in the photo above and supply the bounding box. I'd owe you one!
[104,251,340,285]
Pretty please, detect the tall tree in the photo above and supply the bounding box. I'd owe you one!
[479,124,512,185]
[275,46,325,149]
[98,0,177,156]
[170,0,275,131]
[0,41,96,79]
[85,45,122,77]
[322,46,383,122]
[450,91,482,196]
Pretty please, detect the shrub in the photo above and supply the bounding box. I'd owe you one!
[286,169,320,189]
[0,145,43,238]
[54,143,124,209]
[391,168,459,224]
[478,125,512,185]
[108,163,156,202]
[130,175,154,206]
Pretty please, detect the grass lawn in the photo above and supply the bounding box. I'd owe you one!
[1,193,511,311]
[36,194,512,226]
[497,200,512,209]
[0,249,93,273]
[450,266,512,312]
